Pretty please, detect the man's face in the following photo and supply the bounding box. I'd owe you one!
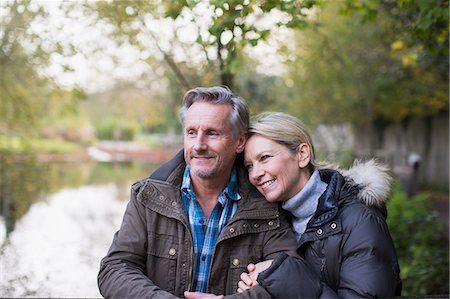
[183,102,246,180]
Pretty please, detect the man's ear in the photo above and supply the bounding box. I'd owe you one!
[236,134,247,154]
[297,143,311,168]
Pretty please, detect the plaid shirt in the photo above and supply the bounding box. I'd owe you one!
[181,165,240,292]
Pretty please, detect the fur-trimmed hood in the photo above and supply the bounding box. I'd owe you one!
[340,160,392,208]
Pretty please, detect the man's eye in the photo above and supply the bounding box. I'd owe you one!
[186,130,196,136]
[207,131,218,136]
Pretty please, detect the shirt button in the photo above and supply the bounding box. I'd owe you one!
[201,255,206,261]
[232,258,240,266]
[168,248,176,256]
[316,228,323,235]
[159,195,165,201]
[171,202,177,207]
[253,223,259,228]
[330,222,337,229]
[268,221,274,226]
[229,227,235,233]
[242,223,248,228]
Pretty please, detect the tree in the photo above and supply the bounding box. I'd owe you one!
[284,0,448,127]
[85,0,317,89]
[0,0,85,138]
[163,0,317,88]
[1,0,87,235]
[341,0,448,71]
[340,0,449,121]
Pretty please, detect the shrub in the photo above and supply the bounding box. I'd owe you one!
[96,118,138,141]
[387,185,449,296]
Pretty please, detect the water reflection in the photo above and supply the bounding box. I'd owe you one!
[0,159,157,297]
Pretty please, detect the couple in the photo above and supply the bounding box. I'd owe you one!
[98,86,401,298]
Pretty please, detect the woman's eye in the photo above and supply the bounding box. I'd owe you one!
[245,164,253,171]
[260,155,271,161]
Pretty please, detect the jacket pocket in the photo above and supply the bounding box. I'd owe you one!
[228,255,248,293]
[146,233,178,293]
[227,247,263,294]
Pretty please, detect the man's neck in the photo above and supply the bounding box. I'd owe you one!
[190,171,232,220]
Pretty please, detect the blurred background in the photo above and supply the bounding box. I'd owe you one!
[0,0,448,297]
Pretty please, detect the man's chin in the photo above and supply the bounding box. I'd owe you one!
[190,167,216,179]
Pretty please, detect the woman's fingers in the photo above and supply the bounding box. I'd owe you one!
[240,271,253,286]
[238,280,252,292]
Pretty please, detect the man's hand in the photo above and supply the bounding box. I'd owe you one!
[237,260,273,293]
[184,291,224,299]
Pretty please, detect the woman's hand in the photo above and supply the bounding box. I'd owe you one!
[237,260,273,293]
[184,291,224,299]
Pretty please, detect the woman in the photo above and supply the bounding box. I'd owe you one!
[185,112,401,299]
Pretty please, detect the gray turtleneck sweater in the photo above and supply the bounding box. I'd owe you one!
[282,169,327,242]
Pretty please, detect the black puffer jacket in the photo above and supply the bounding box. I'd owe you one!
[256,161,402,298]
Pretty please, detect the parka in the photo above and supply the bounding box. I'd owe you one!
[247,160,402,298]
[97,150,298,299]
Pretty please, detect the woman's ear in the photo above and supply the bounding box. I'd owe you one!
[297,143,311,169]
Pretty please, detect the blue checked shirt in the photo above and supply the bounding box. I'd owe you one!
[181,165,240,292]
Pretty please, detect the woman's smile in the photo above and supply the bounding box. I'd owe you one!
[244,134,306,202]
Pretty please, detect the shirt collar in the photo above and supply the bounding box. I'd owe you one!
[181,166,241,204]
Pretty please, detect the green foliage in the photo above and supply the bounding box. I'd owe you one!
[235,68,288,114]
[164,0,318,88]
[285,0,448,127]
[341,0,449,119]
[0,0,87,141]
[96,118,139,141]
[0,136,83,153]
[387,185,449,295]
[88,0,318,89]
[341,0,449,58]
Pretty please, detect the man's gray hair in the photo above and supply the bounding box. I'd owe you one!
[179,86,249,139]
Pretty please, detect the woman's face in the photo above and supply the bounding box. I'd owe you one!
[244,134,310,203]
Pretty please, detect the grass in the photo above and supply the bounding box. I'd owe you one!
[0,136,84,154]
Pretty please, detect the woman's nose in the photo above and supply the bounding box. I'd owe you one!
[250,164,264,182]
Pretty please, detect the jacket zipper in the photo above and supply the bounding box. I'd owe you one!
[320,257,326,272]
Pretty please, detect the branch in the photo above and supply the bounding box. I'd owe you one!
[137,15,191,90]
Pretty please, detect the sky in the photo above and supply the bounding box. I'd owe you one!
[31,1,148,93]
[26,0,291,93]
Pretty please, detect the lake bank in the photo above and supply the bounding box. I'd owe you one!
[35,141,181,164]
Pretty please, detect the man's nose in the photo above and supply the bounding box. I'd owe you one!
[193,134,207,151]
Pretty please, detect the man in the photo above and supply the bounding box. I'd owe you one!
[97,86,297,299]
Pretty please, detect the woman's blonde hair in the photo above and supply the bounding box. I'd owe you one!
[248,112,317,171]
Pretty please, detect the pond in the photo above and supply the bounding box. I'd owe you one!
[0,159,159,298]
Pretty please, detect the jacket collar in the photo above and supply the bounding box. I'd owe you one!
[306,169,354,228]
[140,150,279,220]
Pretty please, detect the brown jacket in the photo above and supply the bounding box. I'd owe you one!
[97,150,298,299]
